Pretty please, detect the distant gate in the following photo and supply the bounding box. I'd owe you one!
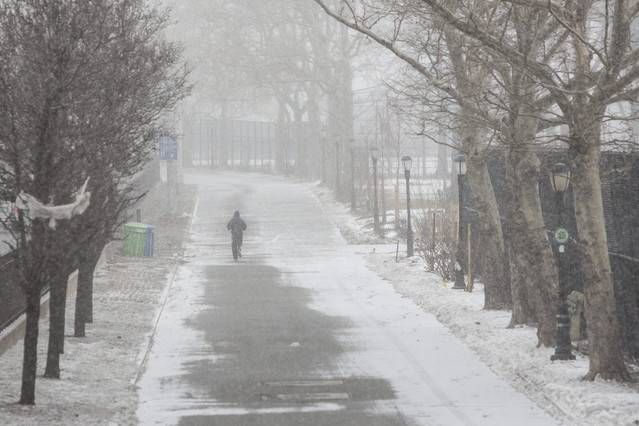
[182,118,277,170]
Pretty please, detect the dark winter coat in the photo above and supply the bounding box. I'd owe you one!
[227,215,247,238]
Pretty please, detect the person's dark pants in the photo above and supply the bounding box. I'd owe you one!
[232,233,243,260]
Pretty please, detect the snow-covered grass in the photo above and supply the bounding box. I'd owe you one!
[0,184,196,426]
[311,183,398,245]
[309,180,639,426]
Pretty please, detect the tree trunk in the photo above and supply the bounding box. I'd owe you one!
[394,178,400,231]
[19,289,41,405]
[74,263,91,337]
[446,21,511,308]
[307,88,322,180]
[465,152,511,309]
[571,142,630,381]
[380,155,387,224]
[506,148,558,345]
[503,155,534,326]
[74,249,100,336]
[86,261,94,323]
[293,109,306,178]
[44,274,69,379]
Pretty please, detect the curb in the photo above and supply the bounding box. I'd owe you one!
[131,193,198,386]
[130,259,181,386]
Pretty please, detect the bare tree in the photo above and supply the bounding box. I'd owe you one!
[387,0,638,381]
[0,0,187,404]
[311,0,514,309]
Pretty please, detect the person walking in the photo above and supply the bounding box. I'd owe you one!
[227,210,247,261]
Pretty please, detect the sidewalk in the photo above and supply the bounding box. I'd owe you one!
[0,184,196,426]
[310,181,639,426]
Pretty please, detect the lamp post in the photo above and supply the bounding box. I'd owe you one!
[402,156,414,257]
[371,147,380,234]
[550,162,576,361]
[453,153,467,289]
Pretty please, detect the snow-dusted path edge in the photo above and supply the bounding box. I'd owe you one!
[0,184,195,426]
[308,181,639,426]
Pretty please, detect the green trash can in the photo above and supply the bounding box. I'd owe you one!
[123,223,149,257]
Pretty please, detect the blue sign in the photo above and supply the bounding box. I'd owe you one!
[159,135,178,160]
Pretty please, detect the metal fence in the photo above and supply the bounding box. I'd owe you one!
[182,118,278,169]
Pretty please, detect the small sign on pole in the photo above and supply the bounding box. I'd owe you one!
[159,135,178,160]
[554,227,569,244]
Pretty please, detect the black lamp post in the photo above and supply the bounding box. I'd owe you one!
[371,147,380,234]
[402,156,414,257]
[453,153,467,289]
[550,162,576,361]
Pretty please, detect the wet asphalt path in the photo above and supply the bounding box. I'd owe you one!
[136,171,559,426]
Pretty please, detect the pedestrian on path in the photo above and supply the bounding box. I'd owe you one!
[227,210,247,261]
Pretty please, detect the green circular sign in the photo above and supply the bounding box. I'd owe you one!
[555,227,569,244]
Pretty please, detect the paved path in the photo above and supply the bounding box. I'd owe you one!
[136,171,559,426]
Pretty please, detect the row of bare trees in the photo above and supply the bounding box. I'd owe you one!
[0,0,188,405]
[168,0,364,197]
[311,0,639,381]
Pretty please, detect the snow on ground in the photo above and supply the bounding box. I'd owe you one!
[174,173,559,425]
[310,183,394,244]
[309,181,639,426]
[0,184,195,426]
[1,175,637,425]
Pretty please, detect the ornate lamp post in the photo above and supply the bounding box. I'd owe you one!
[371,147,380,234]
[402,155,414,257]
[453,153,467,289]
[550,162,576,361]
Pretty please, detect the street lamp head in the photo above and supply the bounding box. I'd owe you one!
[551,162,571,193]
[401,155,412,172]
[453,153,466,176]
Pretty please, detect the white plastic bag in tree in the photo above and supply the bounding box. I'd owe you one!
[15,178,91,229]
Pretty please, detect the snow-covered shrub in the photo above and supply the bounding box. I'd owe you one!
[415,207,457,281]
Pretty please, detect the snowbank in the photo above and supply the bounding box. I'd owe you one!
[309,181,639,426]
